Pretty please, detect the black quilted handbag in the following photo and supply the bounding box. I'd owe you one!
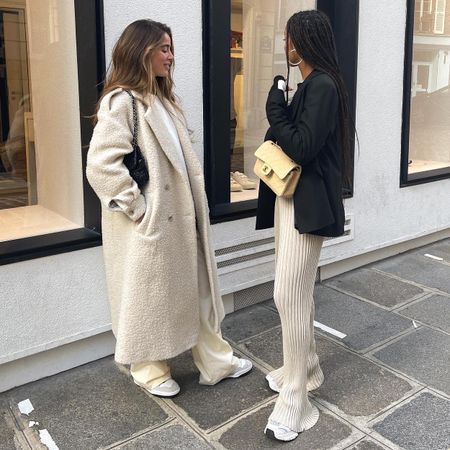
[123,90,149,190]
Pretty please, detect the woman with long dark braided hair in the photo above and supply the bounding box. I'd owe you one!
[256,10,353,441]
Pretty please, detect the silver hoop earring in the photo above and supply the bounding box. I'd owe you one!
[288,48,303,67]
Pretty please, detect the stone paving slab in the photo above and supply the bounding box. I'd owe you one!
[372,328,450,395]
[314,285,412,351]
[348,438,387,450]
[117,424,213,449]
[242,328,413,417]
[1,357,168,450]
[314,338,413,417]
[373,253,450,294]
[222,304,280,343]
[397,294,450,333]
[260,300,279,316]
[170,351,273,430]
[412,239,450,262]
[371,392,450,450]
[239,327,283,369]
[218,404,354,450]
[325,268,424,309]
[0,407,16,450]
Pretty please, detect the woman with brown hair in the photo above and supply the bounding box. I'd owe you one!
[87,19,251,397]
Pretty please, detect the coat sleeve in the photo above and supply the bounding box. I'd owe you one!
[86,90,146,221]
[266,75,339,165]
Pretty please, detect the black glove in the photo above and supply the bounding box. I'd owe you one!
[272,75,286,88]
[266,76,287,122]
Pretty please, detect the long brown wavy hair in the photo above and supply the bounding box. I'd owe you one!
[94,19,180,122]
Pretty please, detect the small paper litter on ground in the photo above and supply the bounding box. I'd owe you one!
[17,399,34,415]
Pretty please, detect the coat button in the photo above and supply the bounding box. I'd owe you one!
[164,184,170,191]
[168,215,173,222]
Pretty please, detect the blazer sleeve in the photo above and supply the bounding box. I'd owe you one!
[86,90,146,221]
[264,126,276,142]
[266,75,339,165]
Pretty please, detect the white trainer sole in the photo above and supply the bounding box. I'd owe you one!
[226,359,253,379]
[133,379,180,397]
[265,374,281,393]
[264,424,298,442]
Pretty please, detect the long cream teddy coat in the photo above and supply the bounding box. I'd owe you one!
[86,88,224,364]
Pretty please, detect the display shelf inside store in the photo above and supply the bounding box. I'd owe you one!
[230,187,259,203]
[0,205,81,242]
[408,159,450,174]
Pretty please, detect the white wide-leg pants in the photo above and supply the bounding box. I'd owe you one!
[131,236,240,388]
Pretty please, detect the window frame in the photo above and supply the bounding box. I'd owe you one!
[0,0,105,266]
[401,0,450,187]
[434,0,446,34]
[202,0,359,223]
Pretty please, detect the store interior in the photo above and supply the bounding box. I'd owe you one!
[228,0,311,203]
[0,4,31,212]
[0,0,83,242]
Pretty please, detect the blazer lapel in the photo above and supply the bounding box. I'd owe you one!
[141,94,189,182]
[289,70,322,118]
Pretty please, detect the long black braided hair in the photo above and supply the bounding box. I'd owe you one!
[286,10,354,191]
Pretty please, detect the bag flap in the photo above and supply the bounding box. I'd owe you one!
[254,141,300,180]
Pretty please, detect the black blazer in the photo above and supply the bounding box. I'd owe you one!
[256,70,345,238]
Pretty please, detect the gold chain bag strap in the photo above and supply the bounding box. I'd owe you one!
[253,141,302,198]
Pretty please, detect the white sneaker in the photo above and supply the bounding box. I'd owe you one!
[232,171,257,190]
[230,175,243,192]
[265,374,281,393]
[226,358,253,379]
[264,419,299,442]
[133,378,180,397]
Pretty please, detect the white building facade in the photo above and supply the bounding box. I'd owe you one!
[1,0,449,392]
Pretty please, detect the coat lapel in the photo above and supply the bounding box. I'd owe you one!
[139,93,189,182]
[162,100,204,178]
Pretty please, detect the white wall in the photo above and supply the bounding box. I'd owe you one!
[0,247,110,365]
[103,0,204,160]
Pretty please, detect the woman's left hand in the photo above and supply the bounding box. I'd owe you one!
[266,76,287,122]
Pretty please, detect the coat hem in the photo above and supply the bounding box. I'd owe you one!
[113,333,200,365]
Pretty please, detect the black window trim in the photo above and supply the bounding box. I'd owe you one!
[203,0,359,224]
[0,0,105,266]
[401,0,450,187]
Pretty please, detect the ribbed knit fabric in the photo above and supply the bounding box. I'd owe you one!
[268,196,324,433]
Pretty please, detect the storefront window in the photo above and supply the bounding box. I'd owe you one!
[204,0,358,221]
[229,0,315,203]
[0,0,84,241]
[404,0,450,182]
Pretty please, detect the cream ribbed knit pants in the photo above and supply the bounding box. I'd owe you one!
[268,196,324,432]
[131,236,240,388]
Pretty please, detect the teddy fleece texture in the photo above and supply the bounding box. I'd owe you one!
[86,88,224,364]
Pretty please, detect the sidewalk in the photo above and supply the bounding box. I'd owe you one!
[1,239,449,450]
